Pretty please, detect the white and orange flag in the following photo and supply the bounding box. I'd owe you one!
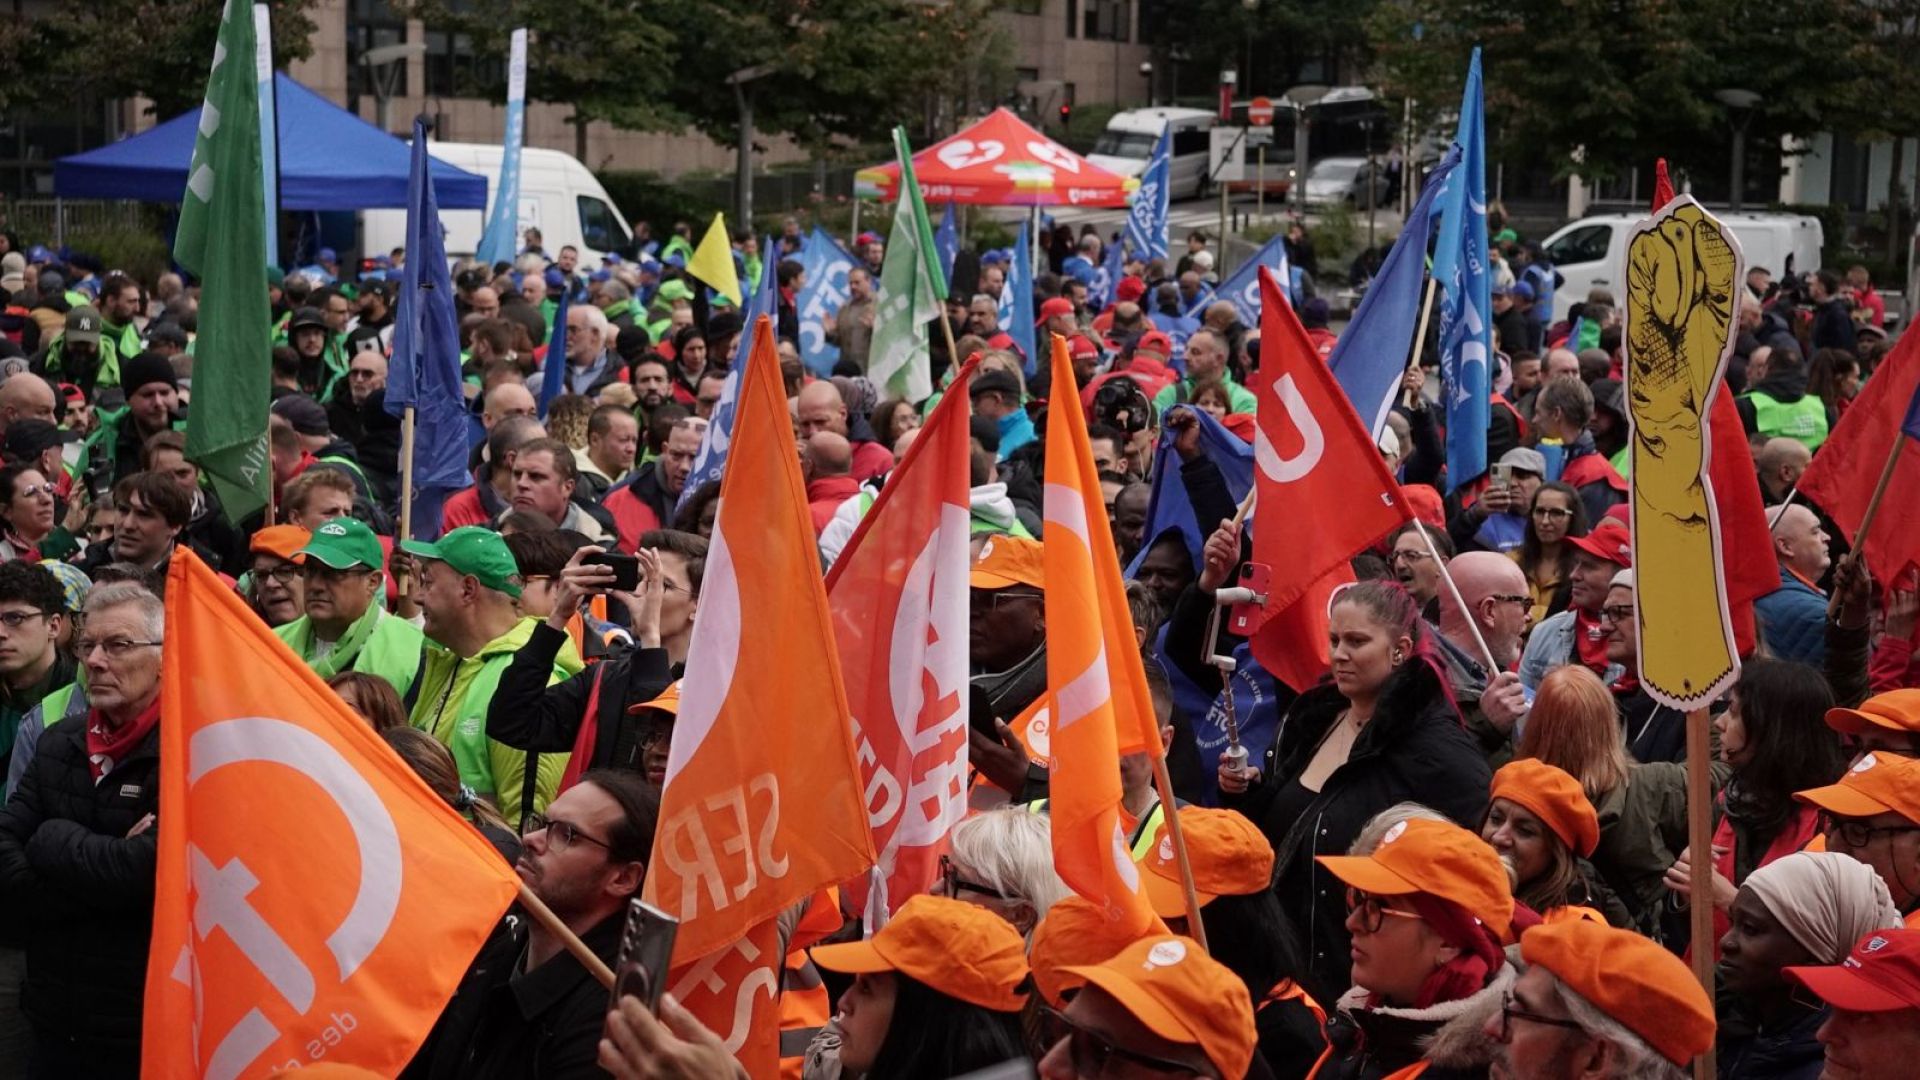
[1042,333,1161,938]
[144,549,519,1079]
[826,354,979,920]
[643,316,876,1074]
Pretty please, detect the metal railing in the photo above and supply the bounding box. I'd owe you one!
[4,198,151,246]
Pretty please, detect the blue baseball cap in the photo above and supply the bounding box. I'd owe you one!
[1510,281,1536,301]
[318,247,338,263]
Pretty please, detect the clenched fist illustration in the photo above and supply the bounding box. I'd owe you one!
[1625,200,1740,706]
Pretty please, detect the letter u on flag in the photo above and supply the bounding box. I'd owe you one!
[144,549,519,1079]
[643,316,875,1073]
[826,356,979,919]
[1248,267,1411,691]
[1042,334,1160,938]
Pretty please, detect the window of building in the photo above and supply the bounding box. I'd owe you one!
[424,29,504,98]
[1065,0,1079,38]
[1083,0,1130,42]
[346,0,409,102]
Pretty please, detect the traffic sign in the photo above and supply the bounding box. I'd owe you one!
[1246,126,1274,147]
[1248,95,1274,127]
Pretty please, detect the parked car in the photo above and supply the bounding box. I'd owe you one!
[1087,108,1216,200]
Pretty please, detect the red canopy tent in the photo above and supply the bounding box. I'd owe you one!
[855,107,1135,207]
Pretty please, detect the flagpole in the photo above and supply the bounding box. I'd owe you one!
[1686,705,1716,1080]
[1147,755,1209,952]
[398,406,416,593]
[1412,517,1499,672]
[515,880,615,989]
[1399,275,1441,409]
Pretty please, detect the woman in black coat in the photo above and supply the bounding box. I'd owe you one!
[1219,579,1492,1005]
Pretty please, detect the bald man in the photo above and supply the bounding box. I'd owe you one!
[1431,552,1535,762]
[805,431,859,536]
[481,381,537,432]
[1755,436,1811,504]
[1756,503,1831,665]
[0,375,56,439]
[795,381,893,481]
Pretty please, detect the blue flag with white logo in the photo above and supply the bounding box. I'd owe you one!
[1327,144,1461,439]
[1092,232,1125,311]
[475,28,527,268]
[1431,47,1492,490]
[1184,233,1291,327]
[934,202,959,285]
[537,284,572,417]
[1124,125,1171,263]
[678,319,756,510]
[796,227,858,376]
[1126,405,1254,578]
[999,226,1038,374]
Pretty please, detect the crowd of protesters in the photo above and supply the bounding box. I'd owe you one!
[0,204,1915,1080]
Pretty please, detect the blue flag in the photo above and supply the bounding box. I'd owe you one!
[677,319,756,510]
[1125,405,1254,579]
[934,202,959,285]
[1327,144,1461,439]
[1092,232,1125,312]
[1184,233,1291,327]
[475,28,528,268]
[385,117,468,540]
[537,285,573,417]
[1432,47,1492,490]
[796,227,858,376]
[1125,125,1172,263]
[1904,378,1920,441]
[738,236,778,333]
[998,226,1038,374]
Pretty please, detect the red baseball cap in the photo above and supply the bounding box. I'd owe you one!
[1116,276,1147,303]
[1568,518,1633,568]
[1787,928,1920,1013]
[1135,330,1173,359]
[1036,297,1075,325]
[1068,334,1100,362]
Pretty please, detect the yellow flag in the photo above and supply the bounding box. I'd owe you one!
[686,211,743,306]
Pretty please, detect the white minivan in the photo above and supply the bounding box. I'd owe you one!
[1087,108,1216,200]
[1539,211,1824,323]
[361,141,634,269]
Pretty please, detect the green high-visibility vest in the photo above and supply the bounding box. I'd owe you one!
[1743,390,1829,451]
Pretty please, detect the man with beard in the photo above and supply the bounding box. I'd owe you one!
[627,354,673,428]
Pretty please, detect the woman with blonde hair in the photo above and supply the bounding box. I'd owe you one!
[934,806,1070,937]
[1516,664,1722,940]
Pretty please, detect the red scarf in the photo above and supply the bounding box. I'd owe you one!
[1573,607,1610,674]
[87,697,160,781]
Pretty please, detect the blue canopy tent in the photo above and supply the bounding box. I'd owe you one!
[53,73,487,210]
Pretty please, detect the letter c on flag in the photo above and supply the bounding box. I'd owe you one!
[1253,374,1325,483]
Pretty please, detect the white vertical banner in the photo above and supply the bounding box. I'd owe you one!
[474,27,527,268]
[253,3,278,267]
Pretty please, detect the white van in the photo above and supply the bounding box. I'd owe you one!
[361,142,634,270]
[1087,108,1215,200]
[1540,211,1824,323]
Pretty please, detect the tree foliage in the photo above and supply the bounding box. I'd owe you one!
[1143,0,1378,94]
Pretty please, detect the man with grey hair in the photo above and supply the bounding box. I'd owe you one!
[595,278,638,331]
[0,581,165,1076]
[561,303,620,396]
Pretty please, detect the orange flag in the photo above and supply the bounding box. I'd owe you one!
[827,355,979,919]
[643,316,876,1073]
[1042,332,1160,938]
[143,549,518,1079]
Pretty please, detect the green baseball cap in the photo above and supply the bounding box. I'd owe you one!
[401,526,522,598]
[300,517,384,571]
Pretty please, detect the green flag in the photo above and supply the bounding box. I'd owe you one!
[867,127,948,403]
[176,0,272,523]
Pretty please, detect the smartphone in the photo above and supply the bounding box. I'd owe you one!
[1228,562,1273,636]
[611,899,679,1013]
[1490,463,1513,488]
[584,552,640,592]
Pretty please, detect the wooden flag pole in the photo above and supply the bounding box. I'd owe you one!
[1685,705,1716,1080]
[1399,275,1441,409]
[1850,431,1906,553]
[1147,754,1209,952]
[516,880,615,989]
[397,406,416,597]
[1412,517,1500,673]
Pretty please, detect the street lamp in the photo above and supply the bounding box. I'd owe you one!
[1140,61,1154,107]
[726,63,777,229]
[1716,88,1762,212]
[361,41,426,134]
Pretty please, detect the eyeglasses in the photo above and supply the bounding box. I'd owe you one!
[1532,507,1574,521]
[348,368,381,380]
[1496,991,1589,1042]
[76,637,161,659]
[1489,594,1533,607]
[971,589,1042,611]
[1389,549,1432,565]
[526,814,613,854]
[13,483,54,498]
[253,564,300,586]
[1039,1005,1200,1076]
[939,854,1010,901]
[1598,605,1635,625]
[1827,816,1920,849]
[1346,887,1426,934]
[0,610,48,629]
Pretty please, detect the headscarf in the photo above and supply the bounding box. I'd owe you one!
[1744,851,1906,964]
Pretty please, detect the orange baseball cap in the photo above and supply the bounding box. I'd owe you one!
[809,894,1029,1012]
[1521,918,1716,1066]
[1316,817,1515,942]
[1491,759,1601,857]
[970,535,1045,591]
[1787,928,1920,1013]
[1795,751,1920,825]
[1027,895,1149,1007]
[249,524,312,562]
[626,679,681,717]
[1826,689,1920,737]
[1061,935,1256,1079]
[1141,808,1274,918]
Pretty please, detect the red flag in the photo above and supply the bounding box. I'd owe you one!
[825,356,979,918]
[1652,158,1675,209]
[1708,385,1778,654]
[1248,267,1411,690]
[1799,330,1920,583]
[643,317,876,1073]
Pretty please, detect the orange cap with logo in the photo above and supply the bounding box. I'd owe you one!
[625,679,681,717]
[1826,689,1920,737]
[1521,918,1716,1066]
[1141,807,1274,918]
[970,535,1045,591]
[809,894,1030,1012]
[249,524,313,562]
[1060,935,1256,1080]
[1490,759,1602,857]
[1795,751,1920,825]
[1027,895,1150,1007]
[1316,817,1516,943]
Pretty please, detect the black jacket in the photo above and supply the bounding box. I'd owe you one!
[1718,1000,1826,1080]
[488,622,673,772]
[1223,660,1490,1005]
[0,713,159,1051]
[412,909,623,1080]
[1810,297,1857,353]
